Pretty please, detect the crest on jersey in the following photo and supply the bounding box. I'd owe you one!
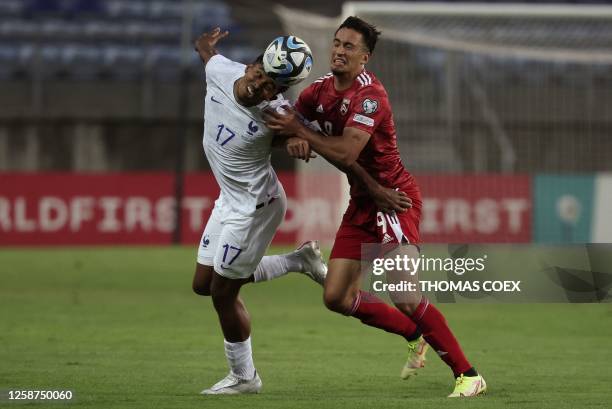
[247,120,259,136]
[362,98,378,114]
[202,235,210,248]
[340,98,350,115]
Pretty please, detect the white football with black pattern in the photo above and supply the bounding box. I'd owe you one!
[263,35,313,87]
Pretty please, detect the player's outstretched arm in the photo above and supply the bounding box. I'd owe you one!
[194,27,229,64]
[264,108,410,212]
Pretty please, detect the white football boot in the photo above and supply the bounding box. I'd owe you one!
[201,371,262,395]
[294,241,327,285]
[448,374,487,397]
[400,336,429,379]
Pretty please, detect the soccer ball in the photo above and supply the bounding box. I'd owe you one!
[263,35,313,87]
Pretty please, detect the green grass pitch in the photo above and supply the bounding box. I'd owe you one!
[1,246,611,408]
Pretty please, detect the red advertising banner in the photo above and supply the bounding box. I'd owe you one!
[0,173,531,245]
[417,174,532,243]
[0,172,344,246]
[0,173,178,245]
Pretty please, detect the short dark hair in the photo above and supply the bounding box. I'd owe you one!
[253,53,264,65]
[335,16,381,53]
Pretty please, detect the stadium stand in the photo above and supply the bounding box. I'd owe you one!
[0,0,610,173]
[0,0,256,81]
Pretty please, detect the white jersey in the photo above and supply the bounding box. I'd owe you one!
[203,54,281,216]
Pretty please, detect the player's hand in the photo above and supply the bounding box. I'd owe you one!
[262,106,303,137]
[285,137,317,162]
[372,187,412,213]
[194,27,229,61]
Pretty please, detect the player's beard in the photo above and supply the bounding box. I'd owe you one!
[331,66,354,81]
[331,61,347,76]
[330,59,355,79]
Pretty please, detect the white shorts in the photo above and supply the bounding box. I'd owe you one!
[196,186,287,279]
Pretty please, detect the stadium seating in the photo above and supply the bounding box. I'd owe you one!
[0,0,258,81]
[0,0,607,84]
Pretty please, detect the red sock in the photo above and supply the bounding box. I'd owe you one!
[349,291,420,341]
[412,298,472,377]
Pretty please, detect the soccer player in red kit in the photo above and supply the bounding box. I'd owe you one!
[264,16,487,397]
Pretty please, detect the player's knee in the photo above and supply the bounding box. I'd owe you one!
[323,289,354,315]
[192,281,211,296]
[192,264,214,296]
[210,277,242,305]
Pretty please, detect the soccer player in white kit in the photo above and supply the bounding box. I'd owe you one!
[192,28,327,395]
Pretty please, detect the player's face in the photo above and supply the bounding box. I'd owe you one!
[235,64,279,107]
[331,28,370,76]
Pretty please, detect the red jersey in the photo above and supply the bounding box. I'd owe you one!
[295,70,417,202]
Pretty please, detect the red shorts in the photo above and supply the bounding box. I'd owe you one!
[330,197,421,261]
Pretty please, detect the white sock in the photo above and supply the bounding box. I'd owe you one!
[253,253,304,282]
[224,337,256,380]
